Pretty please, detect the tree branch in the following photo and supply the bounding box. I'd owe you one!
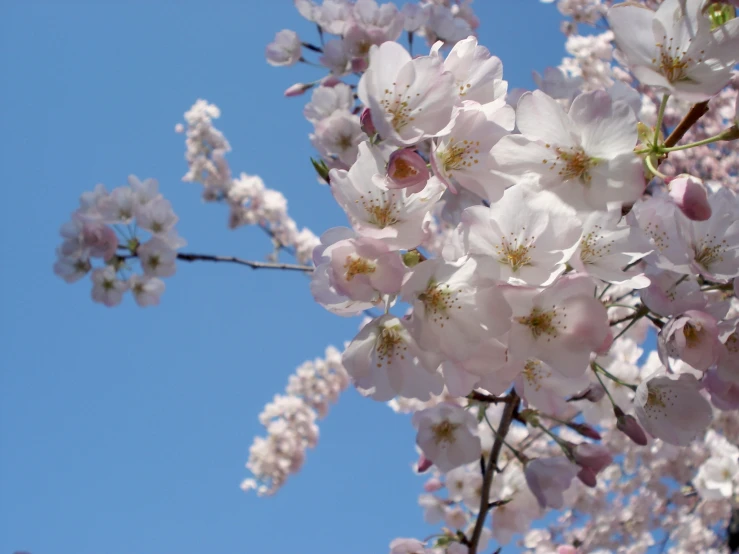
[175,252,314,272]
[664,101,710,148]
[468,391,520,554]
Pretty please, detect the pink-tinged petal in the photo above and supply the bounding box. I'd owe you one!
[634,373,713,446]
[668,175,712,221]
[570,91,638,159]
[516,91,577,147]
[607,4,657,67]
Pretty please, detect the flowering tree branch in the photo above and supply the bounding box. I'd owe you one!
[468,391,519,554]
[175,252,313,272]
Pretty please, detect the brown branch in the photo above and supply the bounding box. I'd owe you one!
[467,390,512,404]
[175,252,314,272]
[468,391,520,554]
[664,101,710,148]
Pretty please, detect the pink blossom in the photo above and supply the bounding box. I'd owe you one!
[386,148,430,192]
[635,372,713,446]
[668,175,712,221]
[412,403,481,473]
[524,456,579,509]
[659,310,724,371]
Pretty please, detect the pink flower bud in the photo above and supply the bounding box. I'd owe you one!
[284,82,314,97]
[614,407,649,446]
[351,57,368,72]
[416,453,433,473]
[577,466,598,488]
[386,148,430,192]
[423,477,443,492]
[360,108,376,137]
[668,175,712,221]
[568,422,602,441]
[573,443,613,473]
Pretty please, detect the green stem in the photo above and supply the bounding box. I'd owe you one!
[593,362,638,391]
[591,363,618,408]
[612,313,643,341]
[654,94,669,147]
[645,155,668,180]
[607,303,639,310]
[660,127,739,152]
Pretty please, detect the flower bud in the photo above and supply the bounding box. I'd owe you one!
[360,108,376,137]
[386,148,430,192]
[284,82,314,97]
[573,443,613,473]
[423,477,443,492]
[668,175,712,221]
[567,422,602,441]
[614,406,649,446]
[416,453,433,473]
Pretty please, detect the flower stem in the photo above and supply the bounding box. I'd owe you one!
[593,361,637,391]
[661,126,739,152]
[654,94,670,147]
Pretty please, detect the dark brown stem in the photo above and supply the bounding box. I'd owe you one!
[468,392,519,554]
[664,101,710,148]
[175,252,313,272]
[467,390,512,404]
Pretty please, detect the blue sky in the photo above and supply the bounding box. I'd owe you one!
[0,2,569,553]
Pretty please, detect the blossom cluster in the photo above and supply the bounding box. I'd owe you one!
[53,0,739,551]
[240,346,349,496]
[54,175,185,307]
[176,100,319,264]
[265,0,739,551]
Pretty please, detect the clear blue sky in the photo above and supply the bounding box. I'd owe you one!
[0,2,567,553]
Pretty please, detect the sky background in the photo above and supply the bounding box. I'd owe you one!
[0,2,572,553]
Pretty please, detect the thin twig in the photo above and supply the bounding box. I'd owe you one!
[175,252,314,272]
[468,392,519,554]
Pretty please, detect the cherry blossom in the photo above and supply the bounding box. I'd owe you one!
[503,275,609,377]
[634,372,713,446]
[331,142,445,249]
[413,403,482,473]
[266,30,302,67]
[491,90,644,210]
[357,41,457,146]
[608,0,739,102]
[342,314,444,400]
[461,186,582,286]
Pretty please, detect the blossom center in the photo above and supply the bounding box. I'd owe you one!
[496,238,534,272]
[375,325,407,367]
[431,420,459,445]
[543,146,598,184]
[579,227,613,264]
[694,238,727,270]
[517,307,561,340]
[437,138,481,175]
[381,84,417,132]
[391,158,420,180]
[418,280,461,325]
[343,256,376,281]
[358,193,399,228]
[522,360,550,391]
[652,36,699,83]
[682,322,703,348]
